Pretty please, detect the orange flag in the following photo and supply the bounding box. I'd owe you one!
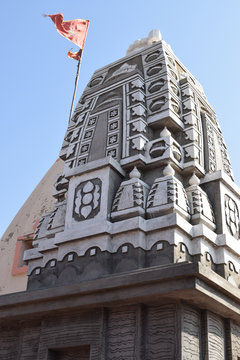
[44,13,89,60]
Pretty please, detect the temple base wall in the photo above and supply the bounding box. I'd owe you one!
[1,262,240,359]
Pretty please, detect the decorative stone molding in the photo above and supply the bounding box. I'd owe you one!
[146,164,190,219]
[225,194,239,238]
[73,179,101,221]
[186,173,215,230]
[111,167,149,221]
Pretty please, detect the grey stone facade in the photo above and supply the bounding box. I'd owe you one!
[25,33,240,290]
[1,31,240,359]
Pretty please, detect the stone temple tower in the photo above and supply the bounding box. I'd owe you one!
[1,30,240,359]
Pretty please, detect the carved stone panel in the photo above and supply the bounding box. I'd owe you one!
[225,194,239,238]
[73,178,101,221]
[182,305,201,359]
[207,312,225,360]
[145,304,179,359]
[106,306,137,359]
[231,321,240,358]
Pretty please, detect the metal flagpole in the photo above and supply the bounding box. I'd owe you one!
[68,49,83,123]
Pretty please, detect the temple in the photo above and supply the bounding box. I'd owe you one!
[1,30,240,359]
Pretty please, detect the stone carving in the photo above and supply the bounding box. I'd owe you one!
[184,145,199,159]
[108,63,137,81]
[124,77,148,158]
[145,304,178,359]
[47,208,58,230]
[33,217,44,240]
[169,69,178,80]
[204,116,217,172]
[171,98,180,114]
[131,91,145,103]
[112,183,144,211]
[73,178,101,221]
[53,174,69,200]
[81,99,92,111]
[147,164,190,219]
[217,133,234,180]
[183,98,195,112]
[207,312,225,360]
[183,113,198,126]
[83,130,93,139]
[167,56,176,67]
[104,107,121,160]
[66,144,76,159]
[184,128,199,143]
[182,306,201,359]
[109,121,119,131]
[58,37,234,189]
[132,137,146,150]
[111,167,149,220]
[149,97,166,112]
[75,113,86,126]
[144,50,161,63]
[106,148,117,158]
[180,80,204,168]
[70,128,80,142]
[87,117,97,126]
[149,139,167,158]
[148,79,165,93]
[106,307,136,359]
[186,173,215,230]
[78,158,87,165]
[147,128,183,166]
[27,33,240,301]
[89,76,103,87]
[146,64,163,76]
[171,143,182,162]
[109,108,119,118]
[160,126,171,137]
[131,120,146,133]
[131,79,144,89]
[71,104,83,123]
[126,29,162,55]
[80,144,89,154]
[225,195,239,238]
[131,104,146,117]
[182,87,194,98]
[108,134,118,145]
[231,321,240,358]
[170,81,178,95]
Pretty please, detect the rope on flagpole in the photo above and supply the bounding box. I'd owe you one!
[68,49,83,123]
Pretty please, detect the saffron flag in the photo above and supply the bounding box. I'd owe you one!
[45,13,89,60]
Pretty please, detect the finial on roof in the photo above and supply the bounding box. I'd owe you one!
[189,173,200,186]
[129,166,141,179]
[163,163,175,176]
[160,126,171,137]
[126,29,162,55]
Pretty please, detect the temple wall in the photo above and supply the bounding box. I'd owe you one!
[1,302,240,359]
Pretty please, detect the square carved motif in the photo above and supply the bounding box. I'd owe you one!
[108,134,118,146]
[108,120,119,131]
[109,108,119,119]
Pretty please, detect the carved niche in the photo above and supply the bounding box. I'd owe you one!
[225,195,240,238]
[73,178,102,221]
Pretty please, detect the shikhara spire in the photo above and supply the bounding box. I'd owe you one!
[25,30,238,287]
[1,29,240,360]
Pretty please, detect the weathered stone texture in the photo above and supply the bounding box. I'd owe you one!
[144,304,180,359]
[1,302,238,359]
[182,305,201,359]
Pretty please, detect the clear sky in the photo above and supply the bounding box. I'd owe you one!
[0,0,240,237]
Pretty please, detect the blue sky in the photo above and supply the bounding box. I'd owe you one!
[1,0,240,237]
